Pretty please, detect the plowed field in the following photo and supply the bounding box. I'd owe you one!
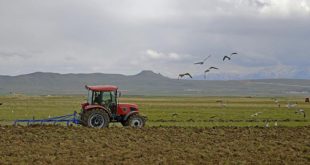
[0,126,309,164]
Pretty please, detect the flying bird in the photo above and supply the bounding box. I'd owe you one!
[209,67,219,70]
[204,67,219,79]
[230,52,238,57]
[194,55,212,65]
[205,67,219,73]
[223,56,231,61]
[178,73,192,79]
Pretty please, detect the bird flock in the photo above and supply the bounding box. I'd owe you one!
[178,52,238,80]
[271,98,306,118]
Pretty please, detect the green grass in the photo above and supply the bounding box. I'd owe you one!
[0,95,309,127]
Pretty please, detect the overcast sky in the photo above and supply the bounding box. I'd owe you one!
[0,0,310,79]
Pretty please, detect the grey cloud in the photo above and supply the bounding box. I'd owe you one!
[0,0,309,79]
[0,50,33,59]
[248,0,270,8]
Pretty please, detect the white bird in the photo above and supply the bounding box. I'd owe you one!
[271,98,279,103]
[295,109,306,118]
[265,121,269,128]
[251,112,262,117]
[286,102,298,109]
[274,121,278,126]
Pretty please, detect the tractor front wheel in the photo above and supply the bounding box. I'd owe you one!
[123,115,146,128]
[82,109,110,128]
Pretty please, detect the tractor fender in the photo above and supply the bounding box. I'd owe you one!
[124,111,139,121]
[84,105,112,117]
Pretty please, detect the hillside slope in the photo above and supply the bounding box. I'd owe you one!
[0,71,309,96]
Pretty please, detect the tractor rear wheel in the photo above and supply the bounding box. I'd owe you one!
[124,115,146,128]
[81,109,110,128]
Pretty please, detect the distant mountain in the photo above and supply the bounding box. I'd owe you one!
[194,67,310,80]
[0,70,310,96]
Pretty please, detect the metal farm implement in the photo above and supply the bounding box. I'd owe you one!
[14,111,79,126]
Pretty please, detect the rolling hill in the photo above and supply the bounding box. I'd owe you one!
[0,70,309,96]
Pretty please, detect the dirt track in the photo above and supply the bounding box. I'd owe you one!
[0,126,309,164]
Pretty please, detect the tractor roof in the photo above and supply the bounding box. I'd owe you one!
[85,85,118,92]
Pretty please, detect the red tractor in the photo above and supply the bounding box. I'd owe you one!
[79,85,146,128]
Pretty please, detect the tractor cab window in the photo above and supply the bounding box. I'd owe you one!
[87,90,92,104]
[102,92,111,104]
[111,91,117,104]
[102,91,117,104]
[93,91,103,104]
[91,91,117,113]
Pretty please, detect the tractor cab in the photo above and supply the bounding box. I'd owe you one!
[86,85,118,114]
[80,85,146,128]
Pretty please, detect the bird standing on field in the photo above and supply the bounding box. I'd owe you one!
[265,121,269,128]
[286,102,298,109]
[251,112,262,117]
[295,109,306,118]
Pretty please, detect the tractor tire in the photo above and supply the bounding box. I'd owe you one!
[123,114,146,128]
[81,109,110,128]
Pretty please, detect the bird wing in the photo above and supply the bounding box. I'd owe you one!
[202,55,212,62]
[185,73,192,78]
[223,56,230,61]
[210,67,219,70]
[205,69,210,73]
[194,61,203,65]
[230,52,238,57]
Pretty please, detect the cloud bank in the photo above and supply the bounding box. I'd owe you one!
[0,0,309,79]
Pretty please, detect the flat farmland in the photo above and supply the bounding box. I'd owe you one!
[0,126,309,164]
[0,96,309,164]
[0,95,309,127]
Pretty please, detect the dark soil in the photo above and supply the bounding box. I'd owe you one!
[0,126,309,164]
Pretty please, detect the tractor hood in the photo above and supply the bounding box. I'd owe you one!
[118,103,139,109]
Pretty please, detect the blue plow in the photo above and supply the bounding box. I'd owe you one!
[14,111,80,126]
